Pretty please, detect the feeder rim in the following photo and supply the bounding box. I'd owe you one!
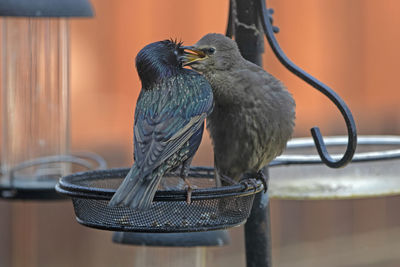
[272,135,400,166]
[56,167,264,202]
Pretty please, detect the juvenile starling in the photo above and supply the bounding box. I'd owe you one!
[109,40,213,210]
[180,33,295,188]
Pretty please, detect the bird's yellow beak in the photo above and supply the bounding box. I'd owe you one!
[180,46,207,66]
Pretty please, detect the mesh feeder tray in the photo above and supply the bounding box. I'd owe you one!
[56,167,263,233]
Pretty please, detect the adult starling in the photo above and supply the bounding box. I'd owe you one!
[109,40,213,210]
[180,33,295,188]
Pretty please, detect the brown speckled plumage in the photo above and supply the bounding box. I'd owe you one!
[187,33,295,182]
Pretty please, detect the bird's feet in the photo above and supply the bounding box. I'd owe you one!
[183,177,193,204]
[180,161,194,204]
[240,178,259,193]
[256,170,269,193]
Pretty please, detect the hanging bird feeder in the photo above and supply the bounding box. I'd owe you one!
[52,1,400,267]
[56,167,263,232]
[0,0,107,200]
[55,0,361,258]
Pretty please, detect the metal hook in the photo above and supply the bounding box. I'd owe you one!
[257,0,357,168]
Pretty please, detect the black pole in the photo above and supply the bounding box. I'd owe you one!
[233,0,264,66]
[245,189,271,267]
[230,0,272,266]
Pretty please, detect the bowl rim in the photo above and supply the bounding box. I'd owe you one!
[271,135,400,166]
[56,167,264,201]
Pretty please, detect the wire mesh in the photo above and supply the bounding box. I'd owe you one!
[56,167,263,232]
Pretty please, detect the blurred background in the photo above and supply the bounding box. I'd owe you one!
[1,0,400,266]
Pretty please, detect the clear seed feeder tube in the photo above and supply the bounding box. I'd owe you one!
[1,18,69,192]
[0,0,94,199]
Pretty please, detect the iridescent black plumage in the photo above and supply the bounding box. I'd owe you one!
[109,40,213,210]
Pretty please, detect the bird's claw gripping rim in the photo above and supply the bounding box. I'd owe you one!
[240,179,258,193]
[256,170,268,193]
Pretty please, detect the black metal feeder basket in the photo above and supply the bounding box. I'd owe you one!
[56,167,263,233]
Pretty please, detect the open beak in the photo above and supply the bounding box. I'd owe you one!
[179,46,207,66]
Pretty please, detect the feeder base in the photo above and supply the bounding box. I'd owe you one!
[0,179,65,200]
[112,230,230,247]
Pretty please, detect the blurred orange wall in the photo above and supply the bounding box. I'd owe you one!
[70,0,400,167]
[1,2,400,267]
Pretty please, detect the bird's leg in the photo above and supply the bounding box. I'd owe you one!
[213,157,236,187]
[180,159,193,204]
[219,173,237,185]
[183,177,193,204]
[214,156,222,187]
[215,170,222,187]
[256,169,269,193]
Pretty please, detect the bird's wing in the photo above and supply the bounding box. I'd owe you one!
[133,74,213,179]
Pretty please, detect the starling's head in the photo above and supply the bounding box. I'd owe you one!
[136,39,183,89]
[180,33,241,72]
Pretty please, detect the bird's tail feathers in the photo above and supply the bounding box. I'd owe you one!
[108,165,162,211]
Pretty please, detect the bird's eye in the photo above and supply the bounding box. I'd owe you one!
[207,47,216,54]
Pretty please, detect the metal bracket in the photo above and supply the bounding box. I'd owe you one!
[257,0,357,168]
